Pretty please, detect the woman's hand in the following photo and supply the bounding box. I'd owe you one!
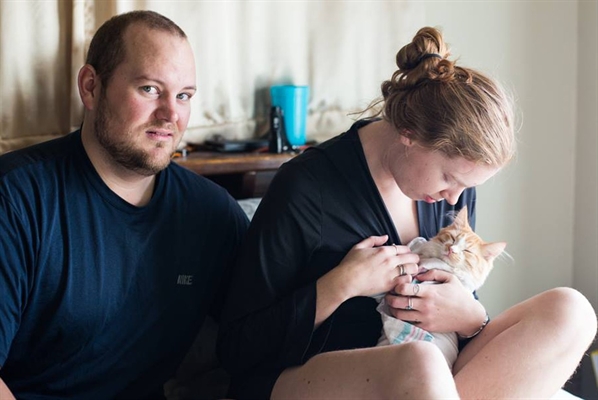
[384,269,486,335]
[314,235,419,327]
[335,235,420,299]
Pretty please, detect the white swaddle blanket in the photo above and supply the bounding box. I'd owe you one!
[375,296,459,368]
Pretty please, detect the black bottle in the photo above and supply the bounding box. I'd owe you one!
[268,106,284,153]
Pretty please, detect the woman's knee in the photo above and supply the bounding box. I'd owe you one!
[382,342,458,398]
[536,287,597,343]
[391,341,449,374]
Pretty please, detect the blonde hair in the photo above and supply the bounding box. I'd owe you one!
[371,27,515,167]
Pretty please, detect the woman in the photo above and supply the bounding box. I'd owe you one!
[218,27,596,399]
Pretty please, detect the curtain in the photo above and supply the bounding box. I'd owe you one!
[0,0,423,153]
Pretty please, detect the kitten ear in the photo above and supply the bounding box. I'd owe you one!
[483,241,507,262]
[453,205,469,227]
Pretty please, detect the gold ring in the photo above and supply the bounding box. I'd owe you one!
[398,264,405,276]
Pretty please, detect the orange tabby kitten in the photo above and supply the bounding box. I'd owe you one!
[375,206,507,367]
[410,205,506,292]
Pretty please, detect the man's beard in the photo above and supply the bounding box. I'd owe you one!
[94,93,175,176]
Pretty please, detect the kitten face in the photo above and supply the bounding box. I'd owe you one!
[415,206,506,291]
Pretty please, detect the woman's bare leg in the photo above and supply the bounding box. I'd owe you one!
[454,287,597,398]
[272,341,459,400]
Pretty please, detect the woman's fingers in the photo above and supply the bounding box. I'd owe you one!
[414,268,453,283]
[353,235,389,250]
[395,262,419,276]
[386,294,418,311]
[388,243,411,255]
[352,238,420,271]
[390,281,428,297]
[386,282,426,317]
[356,240,420,272]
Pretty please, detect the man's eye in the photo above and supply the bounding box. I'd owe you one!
[141,86,158,94]
[177,92,192,101]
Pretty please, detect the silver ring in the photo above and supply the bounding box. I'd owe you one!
[393,244,399,256]
[405,296,413,310]
[413,283,420,296]
[398,264,405,276]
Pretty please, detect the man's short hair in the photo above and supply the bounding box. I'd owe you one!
[86,10,187,87]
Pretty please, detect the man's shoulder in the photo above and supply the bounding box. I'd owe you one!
[163,162,243,214]
[165,161,229,197]
[0,132,79,178]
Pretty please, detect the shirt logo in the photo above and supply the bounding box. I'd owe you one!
[177,275,193,286]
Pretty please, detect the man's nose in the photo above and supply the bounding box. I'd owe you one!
[155,97,179,123]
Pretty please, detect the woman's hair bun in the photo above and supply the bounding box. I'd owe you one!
[384,26,474,92]
[397,27,448,71]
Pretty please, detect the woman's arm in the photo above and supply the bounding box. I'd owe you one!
[217,163,326,374]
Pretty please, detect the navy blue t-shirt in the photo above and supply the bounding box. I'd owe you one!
[0,131,249,399]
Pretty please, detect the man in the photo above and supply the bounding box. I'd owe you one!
[0,10,248,399]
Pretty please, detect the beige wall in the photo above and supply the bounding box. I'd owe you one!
[422,1,597,317]
[574,0,598,317]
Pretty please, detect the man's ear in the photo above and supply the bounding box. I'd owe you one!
[78,64,100,110]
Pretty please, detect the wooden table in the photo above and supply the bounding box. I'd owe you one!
[174,151,296,199]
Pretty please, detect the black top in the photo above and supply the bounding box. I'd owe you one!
[218,119,476,399]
